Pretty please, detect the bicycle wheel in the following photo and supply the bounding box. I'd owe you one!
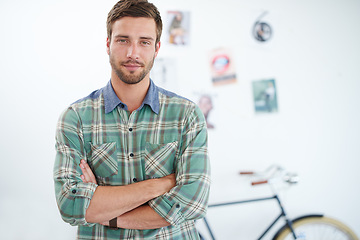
[274,215,358,240]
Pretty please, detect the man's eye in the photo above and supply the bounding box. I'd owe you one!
[141,41,151,46]
[117,39,127,43]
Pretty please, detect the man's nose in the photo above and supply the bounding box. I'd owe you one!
[126,43,139,59]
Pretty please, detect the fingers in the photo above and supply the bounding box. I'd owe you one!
[79,159,97,184]
[79,159,90,182]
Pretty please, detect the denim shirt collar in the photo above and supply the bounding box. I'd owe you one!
[103,79,159,115]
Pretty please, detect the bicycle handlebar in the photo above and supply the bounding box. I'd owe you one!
[251,180,268,185]
[239,165,299,186]
[239,171,255,175]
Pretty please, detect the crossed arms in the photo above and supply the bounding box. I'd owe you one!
[54,105,210,230]
[79,159,175,229]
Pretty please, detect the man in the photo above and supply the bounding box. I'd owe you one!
[53,0,211,239]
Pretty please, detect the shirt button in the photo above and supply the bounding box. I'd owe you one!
[129,128,133,132]
[176,203,180,208]
[130,153,134,157]
[133,178,138,182]
[72,189,77,194]
[120,103,125,108]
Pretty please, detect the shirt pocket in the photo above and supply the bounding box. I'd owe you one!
[88,142,118,179]
[144,141,178,178]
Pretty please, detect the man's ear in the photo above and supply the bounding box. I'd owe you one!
[106,37,110,55]
[154,41,161,58]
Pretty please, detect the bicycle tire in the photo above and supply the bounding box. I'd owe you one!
[273,215,358,240]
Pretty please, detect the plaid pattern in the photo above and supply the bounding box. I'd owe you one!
[54,80,211,239]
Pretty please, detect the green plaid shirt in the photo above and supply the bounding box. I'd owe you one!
[54,80,211,240]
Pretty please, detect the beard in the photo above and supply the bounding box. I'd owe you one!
[110,53,155,85]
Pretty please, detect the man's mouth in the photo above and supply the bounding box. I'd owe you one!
[123,61,144,72]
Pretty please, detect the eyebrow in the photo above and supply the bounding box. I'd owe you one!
[140,36,155,41]
[113,35,155,41]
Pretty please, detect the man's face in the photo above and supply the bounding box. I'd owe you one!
[107,17,160,85]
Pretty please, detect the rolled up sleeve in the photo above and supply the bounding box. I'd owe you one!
[53,107,97,227]
[149,105,211,226]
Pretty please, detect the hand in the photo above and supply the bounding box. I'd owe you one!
[79,159,97,184]
[159,173,176,194]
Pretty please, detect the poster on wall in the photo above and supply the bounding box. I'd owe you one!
[150,58,178,92]
[252,11,272,43]
[197,94,215,129]
[209,48,237,86]
[166,11,191,45]
[252,79,278,113]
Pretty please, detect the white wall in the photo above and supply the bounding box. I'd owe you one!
[0,0,359,239]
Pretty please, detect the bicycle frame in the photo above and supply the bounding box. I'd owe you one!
[201,194,297,240]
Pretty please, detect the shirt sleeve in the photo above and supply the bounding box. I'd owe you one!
[148,104,211,226]
[53,107,98,227]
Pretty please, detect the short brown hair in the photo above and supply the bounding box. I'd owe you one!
[107,0,162,44]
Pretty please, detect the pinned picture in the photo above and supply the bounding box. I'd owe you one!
[166,11,191,45]
[198,94,215,129]
[252,79,278,113]
[151,58,178,92]
[252,11,272,42]
[209,48,237,86]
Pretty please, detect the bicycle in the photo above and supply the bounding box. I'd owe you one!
[198,165,358,240]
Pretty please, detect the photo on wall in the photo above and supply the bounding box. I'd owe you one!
[191,91,216,130]
[150,57,178,92]
[198,94,215,129]
[252,11,272,43]
[166,11,191,45]
[252,79,278,113]
[209,48,237,86]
